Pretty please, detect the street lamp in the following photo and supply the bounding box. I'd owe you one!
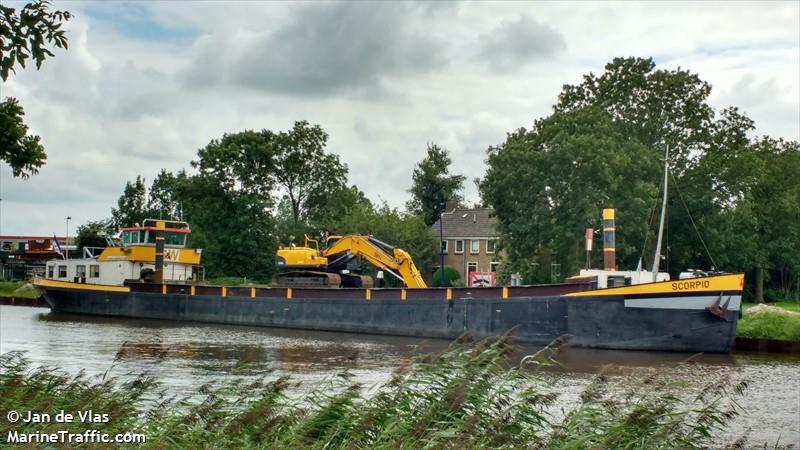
[65,216,72,259]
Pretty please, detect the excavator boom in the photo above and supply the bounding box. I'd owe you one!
[322,235,428,288]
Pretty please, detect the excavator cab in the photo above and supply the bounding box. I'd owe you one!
[275,235,328,271]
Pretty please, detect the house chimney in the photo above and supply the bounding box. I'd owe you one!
[602,209,616,271]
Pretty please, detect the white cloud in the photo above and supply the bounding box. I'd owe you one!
[1,1,798,235]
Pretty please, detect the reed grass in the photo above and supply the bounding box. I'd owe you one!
[1,334,750,449]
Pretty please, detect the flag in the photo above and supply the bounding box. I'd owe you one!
[53,234,65,259]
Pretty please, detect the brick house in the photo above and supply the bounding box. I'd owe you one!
[430,207,500,283]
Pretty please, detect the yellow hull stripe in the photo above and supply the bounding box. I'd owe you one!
[565,273,744,297]
[33,278,131,293]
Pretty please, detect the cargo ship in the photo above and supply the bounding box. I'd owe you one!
[33,218,743,353]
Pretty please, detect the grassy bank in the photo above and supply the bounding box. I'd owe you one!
[738,301,800,341]
[0,281,39,299]
[1,335,750,449]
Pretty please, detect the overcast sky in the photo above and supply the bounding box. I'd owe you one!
[1,1,798,236]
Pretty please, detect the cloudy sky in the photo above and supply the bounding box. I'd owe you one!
[1,1,798,236]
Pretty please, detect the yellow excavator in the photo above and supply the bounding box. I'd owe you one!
[275,234,427,288]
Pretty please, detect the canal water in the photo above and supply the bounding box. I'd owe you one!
[1,305,798,447]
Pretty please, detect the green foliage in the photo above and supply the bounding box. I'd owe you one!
[176,173,276,282]
[483,56,800,297]
[0,97,46,178]
[737,305,800,341]
[269,121,349,222]
[0,1,72,81]
[75,219,115,254]
[0,281,38,298]
[480,107,659,283]
[431,265,460,287]
[0,336,749,449]
[407,143,466,226]
[110,176,149,229]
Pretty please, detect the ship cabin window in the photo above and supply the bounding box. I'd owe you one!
[89,265,100,278]
[47,265,54,278]
[144,231,186,247]
[470,240,480,254]
[165,232,187,247]
[122,230,142,245]
[455,240,464,254]
[76,265,86,278]
[58,265,67,278]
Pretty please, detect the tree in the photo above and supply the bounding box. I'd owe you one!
[148,169,185,220]
[0,1,71,81]
[189,132,279,281]
[0,97,46,177]
[75,219,115,255]
[480,106,659,283]
[271,121,348,222]
[1,1,71,177]
[555,57,714,172]
[406,143,465,226]
[111,176,149,229]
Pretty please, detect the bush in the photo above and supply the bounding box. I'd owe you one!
[431,265,460,287]
[738,304,800,341]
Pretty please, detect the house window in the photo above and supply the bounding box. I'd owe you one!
[76,265,86,278]
[487,240,496,254]
[490,262,500,273]
[89,265,100,278]
[47,265,54,279]
[470,240,480,254]
[58,265,67,278]
[440,240,448,254]
[467,262,478,273]
[455,240,464,254]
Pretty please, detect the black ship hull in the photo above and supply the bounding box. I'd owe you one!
[40,283,739,353]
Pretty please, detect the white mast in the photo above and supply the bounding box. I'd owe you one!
[652,145,669,281]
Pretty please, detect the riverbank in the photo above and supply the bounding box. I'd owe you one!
[739,302,800,341]
[1,334,753,449]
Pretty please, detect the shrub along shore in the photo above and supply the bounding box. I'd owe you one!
[0,334,750,450]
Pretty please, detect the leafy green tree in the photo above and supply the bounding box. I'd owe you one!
[1,1,71,176]
[480,107,659,283]
[271,121,348,222]
[75,219,116,255]
[175,174,276,281]
[407,143,466,226]
[0,0,71,81]
[556,57,714,171]
[148,169,186,220]
[188,132,279,281]
[0,98,45,177]
[111,176,149,229]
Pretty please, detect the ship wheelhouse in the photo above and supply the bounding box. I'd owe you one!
[44,219,203,286]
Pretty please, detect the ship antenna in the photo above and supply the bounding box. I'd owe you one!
[652,145,669,281]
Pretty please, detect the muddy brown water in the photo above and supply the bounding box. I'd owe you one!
[1,305,798,447]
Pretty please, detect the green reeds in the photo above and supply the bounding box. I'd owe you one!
[1,334,749,449]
